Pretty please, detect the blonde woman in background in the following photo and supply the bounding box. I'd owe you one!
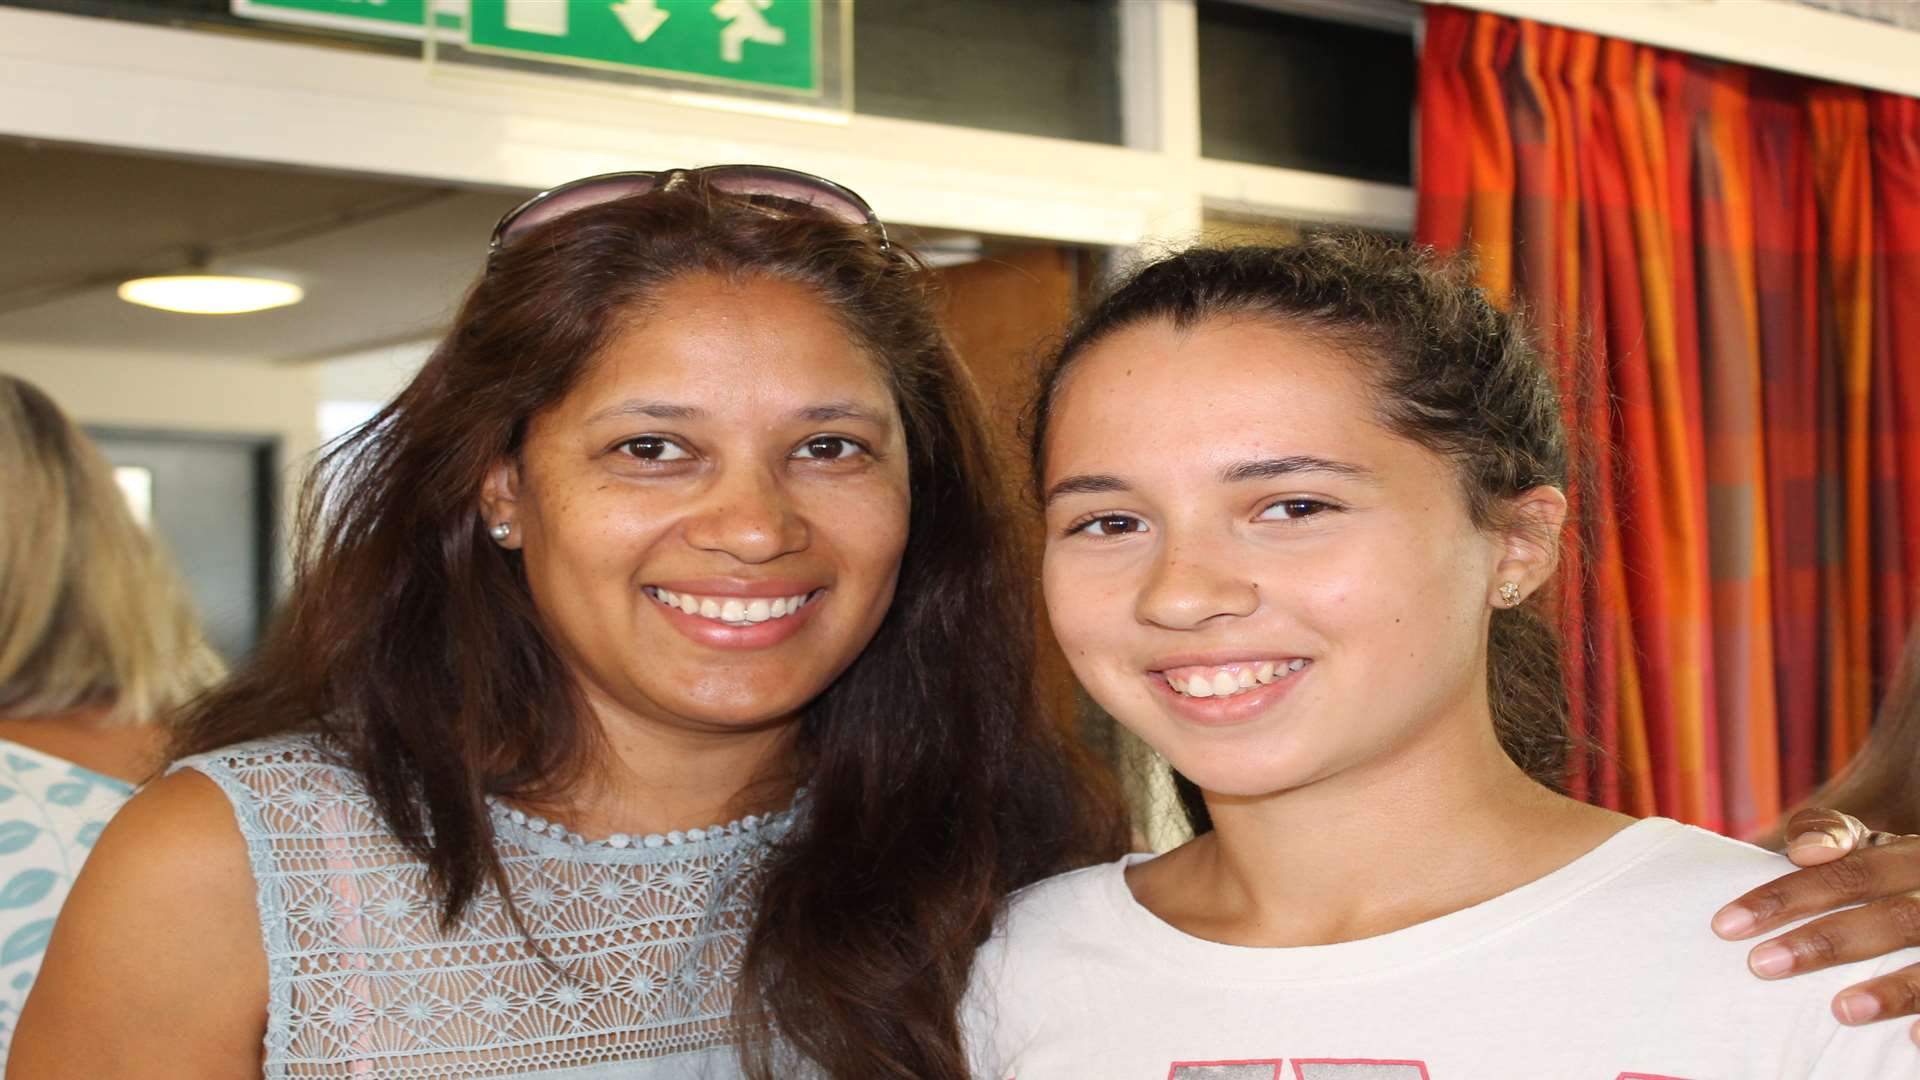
[0,375,223,1054]
[1753,624,1920,849]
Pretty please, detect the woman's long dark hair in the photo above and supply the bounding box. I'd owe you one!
[173,181,1127,1079]
[1026,232,1575,834]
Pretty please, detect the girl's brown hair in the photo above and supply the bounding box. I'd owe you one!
[1026,232,1574,832]
[173,181,1126,1079]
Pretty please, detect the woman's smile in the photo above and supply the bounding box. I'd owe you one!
[643,580,828,650]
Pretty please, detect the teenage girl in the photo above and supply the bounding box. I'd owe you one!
[969,234,1920,1077]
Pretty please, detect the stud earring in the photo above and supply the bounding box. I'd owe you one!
[1498,581,1522,608]
[489,522,512,542]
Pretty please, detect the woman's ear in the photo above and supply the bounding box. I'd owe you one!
[1489,485,1568,607]
[479,458,524,550]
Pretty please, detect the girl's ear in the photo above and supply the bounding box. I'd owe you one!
[1489,485,1568,608]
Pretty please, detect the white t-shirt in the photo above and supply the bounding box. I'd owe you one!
[966,818,1919,1079]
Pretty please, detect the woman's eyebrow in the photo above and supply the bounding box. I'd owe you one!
[584,400,702,424]
[793,400,892,427]
[1220,455,1377,483]
[580,400,892,426]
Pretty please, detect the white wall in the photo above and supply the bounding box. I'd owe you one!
[0,343,323,571]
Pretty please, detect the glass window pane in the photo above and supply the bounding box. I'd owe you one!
[853,0,1122,144]
[1197,1,1414,184]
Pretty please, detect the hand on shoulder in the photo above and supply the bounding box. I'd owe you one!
[8,769,267,1079]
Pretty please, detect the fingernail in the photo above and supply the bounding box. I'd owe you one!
[1749,944,1793,977]
[1713,905,1756,937]
[1790,830,1842,851]
[1836,992,1881,1024]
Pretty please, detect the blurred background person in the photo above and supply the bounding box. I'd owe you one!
[1761,625,1920,848]
[0,374,223,1056]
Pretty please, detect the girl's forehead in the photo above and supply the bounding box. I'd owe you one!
[1051,319,1377,444]
[1073,316,1364,391]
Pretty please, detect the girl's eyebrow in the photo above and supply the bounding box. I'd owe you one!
[1220,455,1377,484]
[1043,473,1129,507]
[1045,455,1376,507]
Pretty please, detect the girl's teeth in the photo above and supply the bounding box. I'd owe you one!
[1166,659,1310,699]
[720,599,746,622]
[679,594,698,615]
[699,599,721,619]
[746,599,771,623]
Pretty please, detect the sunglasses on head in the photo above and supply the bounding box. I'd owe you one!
[487,164,890,258]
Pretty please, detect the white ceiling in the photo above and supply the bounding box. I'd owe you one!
[0,139,530,363]
[0,139,991,365]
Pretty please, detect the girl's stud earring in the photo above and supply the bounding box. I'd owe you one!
[490,522,513,542]
[1498,581,1522,608]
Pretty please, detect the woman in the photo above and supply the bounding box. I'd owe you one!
[969,234,1919,1076]
[0,376,223,1058]
[12,168,1125,1078]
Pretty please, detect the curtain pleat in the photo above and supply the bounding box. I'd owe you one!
[1417,7,1919,826]
[1808,88,1876,773]
[1869,94,1920,695]
[1749,72,1825,807]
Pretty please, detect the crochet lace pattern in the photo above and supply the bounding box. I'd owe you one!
[176,735,791,1078]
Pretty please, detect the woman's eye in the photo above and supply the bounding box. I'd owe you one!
[1258,498,1333,521]
[791,436,867,461]
[617,436,690,462]
[1070,514,1147,538]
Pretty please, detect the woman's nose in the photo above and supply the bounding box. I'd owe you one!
[680,466,809,564]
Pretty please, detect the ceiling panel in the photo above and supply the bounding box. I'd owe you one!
[0,140,525,361]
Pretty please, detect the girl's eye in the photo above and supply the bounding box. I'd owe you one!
[1070,514,1147,538]
[791,436,867,461]
[1258,498,1334,521]
[617,436,691,462]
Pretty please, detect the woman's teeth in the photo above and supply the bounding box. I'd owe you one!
[646,587,818,627]
[1163,658,1309,699]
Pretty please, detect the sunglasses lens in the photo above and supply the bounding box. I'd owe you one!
[703,170,876,230]
[496,176,662,248]
[491,167,885,256]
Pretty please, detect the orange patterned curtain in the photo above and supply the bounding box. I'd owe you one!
[1417,9,1920,835]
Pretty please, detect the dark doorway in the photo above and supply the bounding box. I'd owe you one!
[85,427,277,664]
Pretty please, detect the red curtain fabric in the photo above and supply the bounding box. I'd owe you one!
[1417,9,1920,833]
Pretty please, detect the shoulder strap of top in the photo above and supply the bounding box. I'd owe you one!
[168,734,377,1068]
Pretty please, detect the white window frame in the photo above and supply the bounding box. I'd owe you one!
[4,1,1907,250]
[0,1,1415,249]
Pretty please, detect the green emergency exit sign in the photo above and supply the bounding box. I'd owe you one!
[465,1,818,92]
[233,0,433,36]
[232,1,821,94]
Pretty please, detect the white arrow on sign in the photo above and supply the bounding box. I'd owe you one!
[613,0,671,42]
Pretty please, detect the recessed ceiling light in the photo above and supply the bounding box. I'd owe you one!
[116,274,304,315]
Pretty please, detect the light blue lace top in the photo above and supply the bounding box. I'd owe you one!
[176,734,797,1079]
[0,739,134,1064]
